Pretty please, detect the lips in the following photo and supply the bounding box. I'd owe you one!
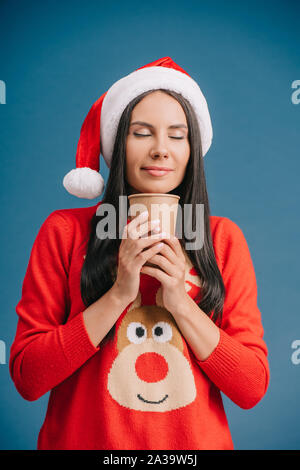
[142,167,173,171]
[142,167,173,177]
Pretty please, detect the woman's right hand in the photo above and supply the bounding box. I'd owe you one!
[112,211,166,304]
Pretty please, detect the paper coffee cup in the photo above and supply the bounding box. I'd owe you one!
[128,193,180,269]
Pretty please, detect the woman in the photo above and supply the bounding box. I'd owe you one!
[9,57,270,450]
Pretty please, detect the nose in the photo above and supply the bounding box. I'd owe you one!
[151,151,169,159]
[150,135,169,159]
[135,352,169,383]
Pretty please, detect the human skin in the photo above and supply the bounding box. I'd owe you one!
[125,90,190,195]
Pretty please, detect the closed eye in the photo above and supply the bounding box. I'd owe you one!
[133,132,184,140]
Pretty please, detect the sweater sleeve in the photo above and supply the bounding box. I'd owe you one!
[195,217,270,410]
[9,211,99,401]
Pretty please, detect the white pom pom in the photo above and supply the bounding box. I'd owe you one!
[63,167,105,199]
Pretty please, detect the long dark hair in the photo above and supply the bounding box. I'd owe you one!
[81,88,225,345]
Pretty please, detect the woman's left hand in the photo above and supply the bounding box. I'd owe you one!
[140,235,188,314]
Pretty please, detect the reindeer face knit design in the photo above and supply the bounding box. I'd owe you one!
[9,201,270,450]
[107,252,200,413]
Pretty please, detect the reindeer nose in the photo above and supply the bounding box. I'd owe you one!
[135,352,169,382]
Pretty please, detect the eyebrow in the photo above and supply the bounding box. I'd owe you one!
[130,120,188,129]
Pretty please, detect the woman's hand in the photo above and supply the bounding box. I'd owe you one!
[140,234,189,314]
[112,211,166,305]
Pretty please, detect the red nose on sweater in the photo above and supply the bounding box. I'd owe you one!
[135,352,169,382]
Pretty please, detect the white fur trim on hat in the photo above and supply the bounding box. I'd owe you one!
[100,66,213,167]
[63,167,105,199]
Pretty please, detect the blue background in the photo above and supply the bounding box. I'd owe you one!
[0,0,299,450]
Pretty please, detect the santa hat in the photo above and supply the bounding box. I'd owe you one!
[63,56,213,199]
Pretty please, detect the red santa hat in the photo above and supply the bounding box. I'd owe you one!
[63,56,213,199]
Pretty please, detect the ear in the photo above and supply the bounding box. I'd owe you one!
[155,287,164,308]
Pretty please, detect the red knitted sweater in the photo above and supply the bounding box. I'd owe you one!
[9,201,270,450]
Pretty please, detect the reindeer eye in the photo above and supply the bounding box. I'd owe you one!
[152,322,172,343]
[127,322,147,344]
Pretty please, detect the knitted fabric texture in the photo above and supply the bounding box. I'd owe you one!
[9,202,270,450]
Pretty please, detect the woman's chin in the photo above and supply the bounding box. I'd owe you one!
[127,181,176,195]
